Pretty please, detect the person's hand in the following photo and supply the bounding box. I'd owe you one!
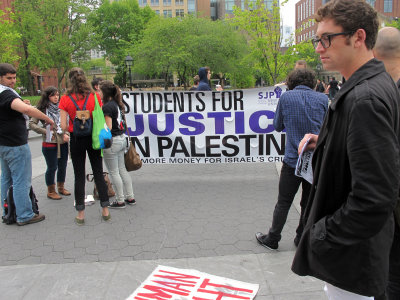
[23,99,31,105]
[298,134,319,155]
[63,134,70,143]
[46,118,55,131]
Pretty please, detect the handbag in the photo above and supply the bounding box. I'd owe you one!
[122,112,142,171]
[125,138,142,171]
[92,94,112,150]
[86,172,116,199]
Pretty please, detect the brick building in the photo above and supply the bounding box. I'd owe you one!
[295,0,400,44]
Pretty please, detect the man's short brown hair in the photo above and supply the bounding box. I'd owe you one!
[315,0,378,50]
[0,63,17,76]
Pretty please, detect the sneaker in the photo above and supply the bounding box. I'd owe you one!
[109,201,126,209]
[125,198,136,205]
[255,232,278,250]
[17,213,45,226]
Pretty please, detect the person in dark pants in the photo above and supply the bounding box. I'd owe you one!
[29,86,71,200]
[255,68,328,250]
[59,67,110,225]
[328,76,339,100]
[293,1,400,299]
[373,26,400,300]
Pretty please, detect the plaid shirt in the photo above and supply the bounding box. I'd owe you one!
[273,85,328,168]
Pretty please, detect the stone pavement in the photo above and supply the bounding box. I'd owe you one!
[0,135,325,299]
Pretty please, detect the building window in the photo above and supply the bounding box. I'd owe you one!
[188,0,196,14]
[384,0,392,12]
[297,5,300,22]
[139,0,147,5]
[300,3,303,21]
[225,0,235,14]
[304,0,308,18]
[155,10,160,15]
[176,9,184,17]
[151,0,159,6]
[163,9,172,17]
[312,0,314,14]
[366,0,375,7]
[175,0,184,5]
[163,0,171,5]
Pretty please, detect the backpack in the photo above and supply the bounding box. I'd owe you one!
[69,94,92,137]
[2,186,39,225]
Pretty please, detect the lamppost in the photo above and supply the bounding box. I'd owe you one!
[125,55,133,90]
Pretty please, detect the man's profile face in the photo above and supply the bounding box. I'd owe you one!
[315,18,353,74]
[207,71,211,81]
[0,73,17,89]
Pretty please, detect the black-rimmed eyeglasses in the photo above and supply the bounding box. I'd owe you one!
[311,31,354,49]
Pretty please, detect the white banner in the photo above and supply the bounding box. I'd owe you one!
[127,265,259,300]
[122,87,287,164]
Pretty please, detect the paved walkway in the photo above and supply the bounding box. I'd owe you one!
[0,134,324,299]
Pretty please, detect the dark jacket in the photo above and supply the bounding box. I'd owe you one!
[196,67,211,91]
[292,59,400,297]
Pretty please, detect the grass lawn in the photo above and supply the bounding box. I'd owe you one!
[22,96,41,106]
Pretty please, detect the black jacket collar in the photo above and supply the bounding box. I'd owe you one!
[330,59,386,111]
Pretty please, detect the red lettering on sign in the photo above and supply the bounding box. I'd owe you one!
[152,280,194,293]
[154,269,200,284]
[135,284,189,300]
[192,278,254,300]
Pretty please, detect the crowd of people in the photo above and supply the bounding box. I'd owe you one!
[0,65,137,226]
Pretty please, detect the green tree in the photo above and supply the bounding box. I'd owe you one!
[12,0,45,94]
[230,0,290,85]
[0,10,21,64]
[133,15,249,89]
[286,41,320,71]
[12,0,100,93]
[387,18,400,30]
[89,0,155,86]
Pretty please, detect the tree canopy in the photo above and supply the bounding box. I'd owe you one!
[0,10,20,64]
[230,0,291,85]
[132,15,249,89]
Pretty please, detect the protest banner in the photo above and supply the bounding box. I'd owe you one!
[127,265,259,300]
[122,86,286,165]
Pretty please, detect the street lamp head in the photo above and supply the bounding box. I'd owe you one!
[125,55,133,67]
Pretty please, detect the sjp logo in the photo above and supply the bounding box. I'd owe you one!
[258,86,283,100]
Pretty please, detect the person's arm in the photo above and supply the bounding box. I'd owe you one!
[29,117,46,135]
[273,98,284,132]
[298,134,319,154]
[105,115,112,130]
[315,98,399,245]
[11,98,54,128]
[60,109,69,132]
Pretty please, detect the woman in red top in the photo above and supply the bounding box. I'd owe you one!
[59,68,110,225]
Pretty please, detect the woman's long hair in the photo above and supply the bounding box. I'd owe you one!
[66,67,93,97]
[99,80,124,111]
[37,86,59,113]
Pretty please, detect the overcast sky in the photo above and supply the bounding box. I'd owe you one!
[281,0,297,29]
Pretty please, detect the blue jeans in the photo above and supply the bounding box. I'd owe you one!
[0,144,34,222]
[103,135,134,202]
[42,143,69,186]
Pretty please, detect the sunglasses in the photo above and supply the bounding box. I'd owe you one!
[311,31,354,49]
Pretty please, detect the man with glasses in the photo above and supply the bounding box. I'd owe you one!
[291,1,400,300]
